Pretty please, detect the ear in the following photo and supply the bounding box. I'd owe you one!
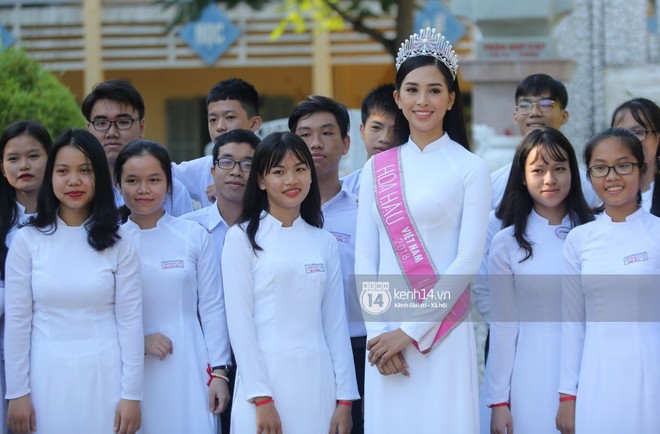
[393,89,401,110]
[342,134,350,156]
[138,118,146,138]
[249,116,263,132]
[560,110,569,126]
[258,175,266,190]
[447,91,456,111]
[359,123,366,141]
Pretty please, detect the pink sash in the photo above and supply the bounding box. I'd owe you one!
[372,146,470,353]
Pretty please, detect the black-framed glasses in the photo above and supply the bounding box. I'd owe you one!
[630,129,656,141]
[515,98,559,115]
[587,162,641,178]
[91,118,139,131]
[214,158,252,172]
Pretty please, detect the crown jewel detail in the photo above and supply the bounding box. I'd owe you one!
[395,27,459,79]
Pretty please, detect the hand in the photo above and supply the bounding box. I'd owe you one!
[113,399,141,434]
[144,333,173,360]
[209,377,231,414]
[555,396,576,434]
[367,329,413,367]
[491,405,513,434]
[328,403,352,434]
[255,397,282,434]
[376,351,409,377]
[205,183,218,204]
[7,394,36,434]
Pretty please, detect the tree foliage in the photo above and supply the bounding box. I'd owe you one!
[0,49,86,137]
[156,0,414,57]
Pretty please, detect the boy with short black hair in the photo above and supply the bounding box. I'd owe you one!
[82,79,194,215]
[174,78,262,207]
[342,84,397,196]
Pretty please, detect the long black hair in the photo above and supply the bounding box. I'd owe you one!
[31,129,120,251]
[238,131,323,252]
[393,55,469,149]
[584,127,646,210]
[496,128,594,261]
[0,120,52,280]
[114,139,173,223]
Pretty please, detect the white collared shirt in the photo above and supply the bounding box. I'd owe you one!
[322,180,365,338]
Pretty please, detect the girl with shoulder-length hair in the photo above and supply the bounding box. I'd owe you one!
[5,129,143,434]
[115,139,231,434]
[0,120,52,280]
[0,119,51,434]
[222,131,358,434]
[556,128,660,434]
[355,28,491,433]
[486,128,593,434]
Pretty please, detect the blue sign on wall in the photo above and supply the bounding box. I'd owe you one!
[414,0,466,44]
[0,25,15,51]
[179,4,241,65]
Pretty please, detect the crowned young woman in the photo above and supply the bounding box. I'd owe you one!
[355,28,491,433]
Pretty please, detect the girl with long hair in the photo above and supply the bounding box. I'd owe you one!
[355,28,491,433]
[4,129,143,434]
[486,128,593,434]
[115,140,231,433]
[222,131,358,434]
[556,128,660,434]
[0,120,51,434]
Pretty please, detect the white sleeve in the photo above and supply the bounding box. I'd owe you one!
[4,230,33,399]
[114,234,145,401]
[354,160,387,338]
[400,158,491,349]
[222,227,273,401]
[321,239,360,400]
[472,211,503,324]
[172,157,214,207]
[558,232,585,396]
[196,228,231,366]
[485,232,519,405]
[166,177,194,217]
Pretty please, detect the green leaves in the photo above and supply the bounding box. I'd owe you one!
[0,49,86,137]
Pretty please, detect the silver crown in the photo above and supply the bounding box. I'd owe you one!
[395,27,459,79]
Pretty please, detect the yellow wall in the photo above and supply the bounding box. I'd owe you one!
[59,64,399,146]
[59,63,471,148]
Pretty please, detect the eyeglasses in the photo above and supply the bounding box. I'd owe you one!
[587,162,641,178]
[91,118,139,132]
[214,158,252,172]
[630,129,656,141]
[515,99,559,115]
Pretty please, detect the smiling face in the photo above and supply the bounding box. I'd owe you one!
[360,111,396,159]
[394,64,455,146]
[52,145,95,225]
[588,137,643,220]
[294,111,349,181]
[524,145,571,222]
[119,154,168,228]
[259,151,312,224]
[1,134,48,196]
[207,99,261,141]
[87,99,144,167]
[513,93,569,136]
[211,141,255,206]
